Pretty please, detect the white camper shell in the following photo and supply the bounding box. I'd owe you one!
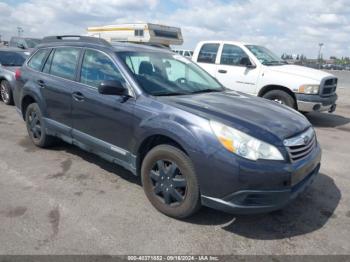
[87,23,183,47]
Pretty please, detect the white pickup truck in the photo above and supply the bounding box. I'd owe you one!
[192,41,338,113]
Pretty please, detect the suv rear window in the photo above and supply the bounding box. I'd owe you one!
[28,49,49,71]
[50,48,80,80]
[197,43,220,64]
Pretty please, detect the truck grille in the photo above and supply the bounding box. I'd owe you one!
[284,128,316,162]
[321,77,337,97]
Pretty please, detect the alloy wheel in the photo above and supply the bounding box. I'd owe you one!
[0,83,9,104]
[28,109,42,141]
[149,160,187,206]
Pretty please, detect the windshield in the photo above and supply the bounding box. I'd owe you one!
[118,51,224,96]
[245,45,286,66]
[0,51,27,66]
[25,39,41,48]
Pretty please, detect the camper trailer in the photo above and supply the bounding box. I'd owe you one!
[87,23,183,47]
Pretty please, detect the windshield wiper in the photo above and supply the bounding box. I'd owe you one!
[263,61,287,65]
[191,89,222,94]
[155,92,189,96]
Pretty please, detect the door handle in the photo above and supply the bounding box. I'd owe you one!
[72,92,85,102]
[218,69,227,74]
[37,79,46,88]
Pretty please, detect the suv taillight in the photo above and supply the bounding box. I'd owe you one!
[15,69,21,80]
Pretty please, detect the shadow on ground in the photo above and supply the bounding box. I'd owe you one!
[185,173,341,240]
[306,112,350,128]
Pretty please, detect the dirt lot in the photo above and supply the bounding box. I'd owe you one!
[0,72,349,255]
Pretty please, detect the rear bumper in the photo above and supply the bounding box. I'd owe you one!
[201,164,320,214]
[296,93,337,113]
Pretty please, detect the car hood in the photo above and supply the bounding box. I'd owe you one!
[266,64,334,81]
[157,91,311,146]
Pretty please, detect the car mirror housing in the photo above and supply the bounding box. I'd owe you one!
[98,80,129,96]
[240,57,256,69]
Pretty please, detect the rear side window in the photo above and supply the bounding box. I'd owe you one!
[197,43,220,64]
[28,49,49,71]
[50,48,80,80]
[80,49,124,88]
[220,44,249,66]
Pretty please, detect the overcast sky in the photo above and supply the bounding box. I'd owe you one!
[0,0,349,58]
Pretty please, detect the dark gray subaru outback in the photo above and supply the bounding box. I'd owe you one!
[14,36,321,218]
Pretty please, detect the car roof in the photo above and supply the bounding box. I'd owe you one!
[198,40,255,46]
[37,40,173,54]
[0,47,28,52]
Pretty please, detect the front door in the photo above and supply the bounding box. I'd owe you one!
[71,49,135,162]
[216,44,260,95]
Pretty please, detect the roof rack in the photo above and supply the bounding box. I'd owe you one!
[41,35,111,47]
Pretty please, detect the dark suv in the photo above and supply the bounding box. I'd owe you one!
[14,36,321,218]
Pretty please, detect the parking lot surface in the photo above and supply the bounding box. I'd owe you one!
[0,72,350,255]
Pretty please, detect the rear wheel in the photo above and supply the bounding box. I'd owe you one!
[262,90,296,109]
[141,145,201,219]
[25,103,55,148]
[0,80,14,105]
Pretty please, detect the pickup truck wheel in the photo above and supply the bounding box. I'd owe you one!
[263,90,296,109]
[0,80,14,105]
[141,145,201,219]
[25,103,55,148]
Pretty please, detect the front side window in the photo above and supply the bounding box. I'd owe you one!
[50,48,80,80]
[28,49,50,71]
[197,43,220,64]
[220,44,249,66]
[119,51,223,96]
[80,49,124,88]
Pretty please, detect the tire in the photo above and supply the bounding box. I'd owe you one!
[0,80,14,105]
[25,103,55,148]
[262,90,296,109]
[141,145,201,219]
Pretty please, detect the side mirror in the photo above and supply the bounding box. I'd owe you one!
[98,80,129,96]
[240,57,256,69]
[17,43,25,49]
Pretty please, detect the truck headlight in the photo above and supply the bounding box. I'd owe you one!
[210,121,284,161]
[298,84,320,94]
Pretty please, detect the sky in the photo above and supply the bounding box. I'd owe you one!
[0,0,349,58]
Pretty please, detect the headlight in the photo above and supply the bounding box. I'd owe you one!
[210,121,284,161]
[298,84,319,94]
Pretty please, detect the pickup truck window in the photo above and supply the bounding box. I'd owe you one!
[245,45,286,66]
[197,43,220,64]
[220,44,249,66]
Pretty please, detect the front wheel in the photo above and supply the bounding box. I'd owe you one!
[262,90,296,109]
[141,145,201,219]
[0,80,14,105]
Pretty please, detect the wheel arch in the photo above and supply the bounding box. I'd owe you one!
[21,94,37,120]
[258,85,298,109]
[136,134,189,176]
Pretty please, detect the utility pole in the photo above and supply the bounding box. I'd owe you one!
[318,43,324,69]
[17,26,24,37]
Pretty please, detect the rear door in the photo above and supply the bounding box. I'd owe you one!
[194,43,220,77]
[71,48,135,161]
[216,44,260,94]
[39,47,81,135]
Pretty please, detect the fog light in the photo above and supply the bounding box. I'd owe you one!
[313,104,321,111]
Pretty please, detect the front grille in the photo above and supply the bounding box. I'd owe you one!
[284,128,316,162]
[321,77,337,96]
